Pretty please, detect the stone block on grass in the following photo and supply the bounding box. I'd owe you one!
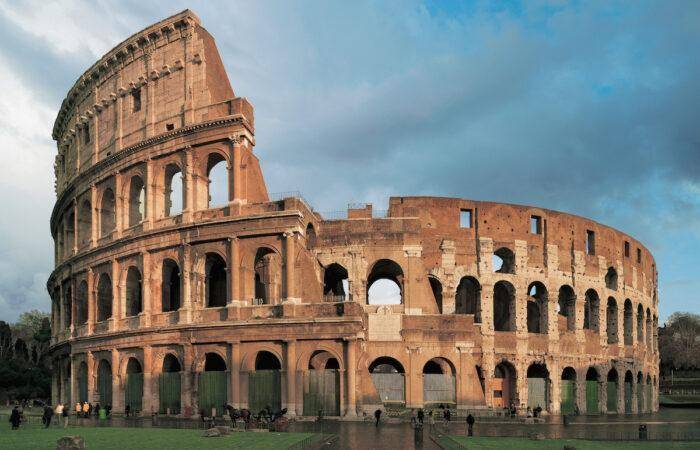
[56,436,85,450]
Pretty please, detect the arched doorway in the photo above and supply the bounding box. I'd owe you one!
[585,367,600,414]
[423,357,456,406]
[367,260,403,305]
[527,363,549,410]
[560,367,577,414]
[607,368,619,413]
[205,253,227,307]
[455,276,480,319]
[159,354,181,415]
[303,350,340,416]
[198,353,228,416]
[624,370,633,414]
[124,358,144,414]
[369,357,405,405]
[249,351,282,413]
[77,362,88,403]
[646,374,652,413]
[493,281,516,331]
[637,372,644,413]
[493,362,516,409]
[97,359,113,407]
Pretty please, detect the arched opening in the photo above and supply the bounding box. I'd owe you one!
[160,354,181,414]
[493,362,516,409]
[199,353,228,416]
[127,176,145,227]
[527,282,548,334]
[97,359,112,407]
[125,358,143,414]
[323,263,349,302]
[637,371,644,413]
[97,273,112,322]
[304,350,340,416]
[78,199,91,248]
[369,357,405,405]
[76,281,88,326]
[423,357,456,406]
[586,367,600,414]
[62,285,72,330]
[305,223,316,250]
[646,374,652,413]
[455,276,480,321]
[77,362,88,403]
[561,367,577,414]
[206,153,228,208]
[99,188,116,237]
[428,276,443,314]
[493,281,515,331]
[623,299,633,345]
[56,222,65,261]
[637,304,644,343]
[254,248,281,305]
[624,370,633,413]
[367,259,403,305]
[161,259,181,312]
[205,253,227,308]
[125,267,142,317]
[493,247,515,274]
[527,363,549,410]
[65,211,75,257]
[584,289,600,332]
[605,267,618,291]
[607,368,619,413]
[645,309,652,350]
[607,297,619,344]
[558,285,576,332]
[164,164,183,217]
[250,351,282,413]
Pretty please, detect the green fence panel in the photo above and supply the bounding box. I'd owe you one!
[586,380,599,414]
[423,374,456,404]
[370,373,405,404]
[303,370,340,416]
[159,372,181,414]
[607,382,618,413]
[198,371,228,416]
[249,370,281,413]
[624,381,632,413]
[560,380,575,414]
[78,370,88,403]
[528,377,547,409]
[638,385,644,412]
[125,373,144,412]
[98,366,112,406]
[646,384,653,412]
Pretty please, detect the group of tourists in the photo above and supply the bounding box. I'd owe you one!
[73,401,111,419]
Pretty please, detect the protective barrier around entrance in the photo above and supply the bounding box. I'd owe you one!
[78,371,88,403]
[607,382,618,413]
[527,378,547,409]
[98,367,113,406]
[624,381,632,413]
[646,384,652,413]
[198,371,228,415]
[371,373,405,404]
[560,380,575,414]
[637,386,644,413]
[159,373,181,414]
[303,370,340,416]
[586,380,598,414]
[125,373,144,412]
[423,374,455,404]
[249,370,281,413]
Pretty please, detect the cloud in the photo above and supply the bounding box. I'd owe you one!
[0,0,699,322]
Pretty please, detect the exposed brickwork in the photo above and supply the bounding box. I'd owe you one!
[48,10,659,417]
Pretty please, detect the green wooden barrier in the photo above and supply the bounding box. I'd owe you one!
[586,380,598,414]
[624,381,632,413]
[159,372,181,414]
[198,371,228,416]
[528,377,547,409]
[560,380,575,414]
[303,370,340,416]
[125,373,144,412]
[607,382,618,413]
[98,366,112,406]
[249,370,281,413]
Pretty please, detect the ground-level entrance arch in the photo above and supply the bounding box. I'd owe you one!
[198,353,228,416]
[527,363,549,410]
[369,357,405,405]
[159,354,181,415]
[422,357,456,406]
[493,362,516,409]
[124,358,144,413]
[303,350,340,416]
[249,351,282,413]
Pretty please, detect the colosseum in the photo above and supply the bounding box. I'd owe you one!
[48,10,659,419]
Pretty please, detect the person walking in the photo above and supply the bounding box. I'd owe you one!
[55,403,63,427]
[42,404,54,428]
[82,402,89,418]
[443,406,451,425]
[75,402,82,419]
[417,408,424,425]
[9,405,21,430]
[374,409,382,427]
[466,414,475,436]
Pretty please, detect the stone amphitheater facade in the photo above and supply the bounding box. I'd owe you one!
[48,10,659,418]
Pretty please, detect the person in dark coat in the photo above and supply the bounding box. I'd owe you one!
[443,407,451,424]
[42,404,54,428]
[417,408,424,424]
[9,406,21,429]
[466,414,475,436]
[374,409,382,427]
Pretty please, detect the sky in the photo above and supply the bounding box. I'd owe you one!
[0,0,698,323]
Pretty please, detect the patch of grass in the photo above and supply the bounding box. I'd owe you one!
[440,436,700,449]
[0,423,316,450]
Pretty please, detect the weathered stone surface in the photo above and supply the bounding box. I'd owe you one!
[56,436,85,450]
[203,428,221,438]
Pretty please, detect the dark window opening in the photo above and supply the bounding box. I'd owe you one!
[558,285,576,332]
[624,241,630,257]
[125,266,143,317]
[323,263,349,301]
[428,276,443,314]
[530,215,542,234]
[162,259,181,312]
[204,353,226,371]
[255,351,281,371]
[637,248,642,263]
[205,253,227,307]
[166,123,174,131]
[455,276,480,321]
[132,89,141,112]
[493,247,515,274]
[493,281,515,331]
[83,123,91,144]
[605,267,618,290]
[586,230,595,255]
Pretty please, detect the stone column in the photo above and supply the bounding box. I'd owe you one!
[576,377,586,414]
[114,171,123,238]
[180,244,192,323]
[90,184,98,247]
[141,251,151,327]
[111,259,121,330]
[599,375,608,414]
[111,349,123,412]
[72,201,79,254]
[52,365,59,406]
[344,339,357,416]
[231,138,243,203]
[549,359,560,414]
[285,340,297,416]
[183,146,194,222]
[182,344,194,415]
[284,232,297,302]
[617,369,625,414]
[146,159,155,229]
[86,268,95,334]
[631,377,638,414]
[229,342,241,408]
[87,351,96,403]
[143,346,153,414]
[227,238,240,305]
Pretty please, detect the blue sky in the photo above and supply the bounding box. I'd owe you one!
[0,0,698,322]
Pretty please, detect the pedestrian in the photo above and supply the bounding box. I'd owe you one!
[75,402,82,418]
[94,403,100,418]
[61,403,69,428]
[410,409,417,425]
[9,405,21,430]
[526,406,533,418]
[106,404,112,417]
[43,404,54,428]
[417,408,424,425]
[428,410,434,426]
[443,406,451,425]
[466,414,475,436]
[83,402,90,418]
[55,403,64,426]
[125,404,131,418]
[374,408,382,427]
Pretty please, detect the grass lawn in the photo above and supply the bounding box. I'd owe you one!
[0,423,317,450]
[440,436,700,449]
